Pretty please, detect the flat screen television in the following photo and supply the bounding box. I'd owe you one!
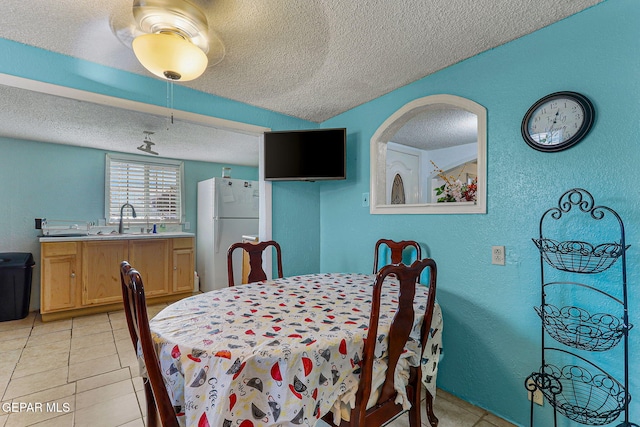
[264,128,346,181]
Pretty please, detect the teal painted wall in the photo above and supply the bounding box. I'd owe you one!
[318,1,640,425]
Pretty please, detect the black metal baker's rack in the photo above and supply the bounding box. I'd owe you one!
[525,188,637,427]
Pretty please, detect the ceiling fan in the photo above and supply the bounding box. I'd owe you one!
[110,0,225,81]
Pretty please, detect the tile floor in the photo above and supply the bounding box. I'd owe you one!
[0,306,517,427]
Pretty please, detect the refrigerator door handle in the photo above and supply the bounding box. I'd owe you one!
[214,217,221,254]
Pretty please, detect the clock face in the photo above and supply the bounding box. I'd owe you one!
[521,92,594,152]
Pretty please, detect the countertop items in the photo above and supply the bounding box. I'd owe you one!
[39,231,195,242]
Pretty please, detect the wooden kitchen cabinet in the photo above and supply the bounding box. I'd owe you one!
[41,242,80,312]
[172,237,195,293]
[82,240,128,306]
[129,238,170,297]
[40,235,195,321]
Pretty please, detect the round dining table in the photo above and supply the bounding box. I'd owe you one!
[149,272,442,427]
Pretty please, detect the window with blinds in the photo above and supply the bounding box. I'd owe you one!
[105,154,184,225]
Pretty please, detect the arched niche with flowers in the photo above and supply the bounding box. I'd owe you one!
[370,94,486,214]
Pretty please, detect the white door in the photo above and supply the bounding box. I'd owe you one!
[386,148,420,204]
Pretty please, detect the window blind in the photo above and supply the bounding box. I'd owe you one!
[106,154,184,225]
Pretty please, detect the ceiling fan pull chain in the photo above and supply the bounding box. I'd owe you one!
[166,80,175,128]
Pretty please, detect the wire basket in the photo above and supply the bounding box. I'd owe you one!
[535,304,630,351]
[529,362,628,426]
[532,239,627,274]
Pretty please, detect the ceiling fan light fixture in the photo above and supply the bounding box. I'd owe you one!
[132,32,208,81]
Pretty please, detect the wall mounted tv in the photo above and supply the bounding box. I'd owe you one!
[264,128,346,181]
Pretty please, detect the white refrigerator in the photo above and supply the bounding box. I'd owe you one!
[197,177,259,292]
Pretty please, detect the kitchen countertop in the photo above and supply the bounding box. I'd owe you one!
[39,231,195,242]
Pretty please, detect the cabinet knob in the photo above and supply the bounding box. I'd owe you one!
[173,266,177,270]
[70,272,76,278]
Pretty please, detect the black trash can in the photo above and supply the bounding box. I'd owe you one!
[0,253,35,322]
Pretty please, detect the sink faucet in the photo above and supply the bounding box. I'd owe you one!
[118,203,137,234]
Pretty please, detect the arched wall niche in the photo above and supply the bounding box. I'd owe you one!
[370,94,486,214]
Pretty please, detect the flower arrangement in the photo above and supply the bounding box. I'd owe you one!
[431,161,477,203]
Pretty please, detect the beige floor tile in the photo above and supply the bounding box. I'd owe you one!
[30,319,72,337]
[111,327,130,342]
[7,382,75,407]
[4,398,73,427]
[69,341,117,366]
[69,331,114,352]
[3,367,69,400]
[130,376,144,393]
[114,340,139,375]
[134,389,146,419]
[68,354,121,382]
[71,313,110,329]
[108,317,128,332]
[31,412,74,426]
[75,367,132,394]
[107,311,127,330]
[74,393,142,427]
[432,394,482,427]
[0,328,31,342]
[12,351,70,380]
[118,418,144,427]
[0,313,36,333]
[0,413,8,427]
[0,338,28,354]
[436,389,485,417]
[20,341,70,360]
[0,379,9,404]
[0,350,22,371]
[1,384,76,427]
[25,330,71,347]
[71,322,113,338]
[75,379,135,410]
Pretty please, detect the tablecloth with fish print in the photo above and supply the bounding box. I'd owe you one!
[149,273,442,427]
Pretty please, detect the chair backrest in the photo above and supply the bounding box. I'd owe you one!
[373,239,422,273]
[353,258,438,427]
[227,240,283,286]
[120,261,179,427]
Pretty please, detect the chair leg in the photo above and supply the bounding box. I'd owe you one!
[144,381,159,427]
[406,383,420,427]
[424,390,439,427]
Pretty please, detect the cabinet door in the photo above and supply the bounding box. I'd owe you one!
[172,237,194,293]
[41,254,78,312]
[173,248,194,293]
[128,239,170,297]
[82,240,128,305]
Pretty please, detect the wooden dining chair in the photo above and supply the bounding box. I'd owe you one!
[120,261,180,427]
[373,238,422,273]
[322,258,439,427]
[227,240,283,286]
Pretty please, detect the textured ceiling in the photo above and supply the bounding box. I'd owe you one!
[0,0,601,164]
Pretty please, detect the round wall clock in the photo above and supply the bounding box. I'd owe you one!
[521,91,595,152]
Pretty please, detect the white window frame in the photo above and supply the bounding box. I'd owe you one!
[105,153,185,226]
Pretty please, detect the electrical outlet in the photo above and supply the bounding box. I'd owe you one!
[184,222,191,230]
[492,245,505,265]
[526,379,544,406]
[362,192,370,207]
